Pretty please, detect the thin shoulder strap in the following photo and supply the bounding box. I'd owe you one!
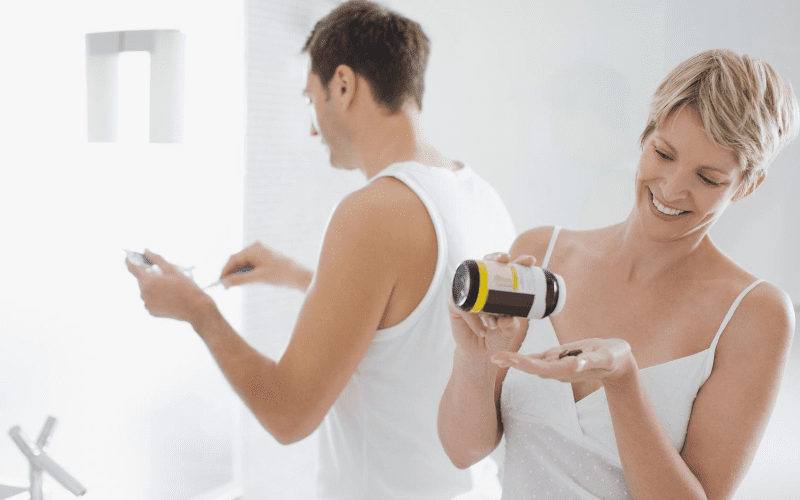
[704,279,764,374]
[542,226,561,268]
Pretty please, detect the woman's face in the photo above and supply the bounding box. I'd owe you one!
[634,107,745,242]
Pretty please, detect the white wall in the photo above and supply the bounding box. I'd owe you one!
[0,2,245,499]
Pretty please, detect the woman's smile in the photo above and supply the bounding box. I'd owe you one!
[649,188,690,218]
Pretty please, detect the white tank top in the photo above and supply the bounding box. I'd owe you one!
[316,161,516,499]
[500,227,763,499]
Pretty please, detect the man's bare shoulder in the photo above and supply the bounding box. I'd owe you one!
[327,176,433,256]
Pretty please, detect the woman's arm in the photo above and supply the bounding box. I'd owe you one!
[437,262,529,468]
[492,282,795,499]
[603,356,709,499]
[678,283,795,499]
[438,331,510,469]
[606,282,794,499]
[439,228,555,468]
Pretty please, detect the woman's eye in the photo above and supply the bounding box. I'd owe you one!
[699,174,721,187]
[655,148,673,161]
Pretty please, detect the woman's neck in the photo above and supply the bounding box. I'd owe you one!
[606,218,716,284]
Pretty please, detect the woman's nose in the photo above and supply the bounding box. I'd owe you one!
[660,170,690,202]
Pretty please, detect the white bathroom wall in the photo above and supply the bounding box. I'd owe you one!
[241,1,363,497]
[0,1,245,499]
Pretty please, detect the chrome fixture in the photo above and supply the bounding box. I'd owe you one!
[8,417,87,499]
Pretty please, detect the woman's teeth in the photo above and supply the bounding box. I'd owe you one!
[652,193,686,216]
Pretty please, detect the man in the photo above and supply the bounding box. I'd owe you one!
[127,1,515,497]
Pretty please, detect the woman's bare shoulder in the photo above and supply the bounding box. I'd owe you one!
[509,226,558,263]
[705,249,795,359]
[725,279,795,344]
[510,226,610,266]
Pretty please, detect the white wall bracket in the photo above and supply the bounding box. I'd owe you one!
[86,29,186,143]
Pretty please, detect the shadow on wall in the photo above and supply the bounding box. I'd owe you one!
[547,59,637,229]
[547,59,632,165]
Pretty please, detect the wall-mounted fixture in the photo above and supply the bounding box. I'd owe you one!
[8,416,87,499]
[86,30,185,143]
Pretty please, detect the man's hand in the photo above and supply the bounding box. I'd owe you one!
[126,250,214,326]
[220,241,313,291]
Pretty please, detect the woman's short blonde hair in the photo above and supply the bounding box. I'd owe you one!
[640,49,799,192]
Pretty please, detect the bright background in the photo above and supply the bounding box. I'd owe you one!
[1,1,798,499]
[1,1,245,499]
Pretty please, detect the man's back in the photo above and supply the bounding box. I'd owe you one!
[128,3,517,499]
[317,161,515,499]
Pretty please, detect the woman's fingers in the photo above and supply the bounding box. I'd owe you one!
[483,252,510,263]
[492,348,602,379]
[511,254,537,267]
[449,300,488,337]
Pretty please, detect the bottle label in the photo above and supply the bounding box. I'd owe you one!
[473,261,537,317]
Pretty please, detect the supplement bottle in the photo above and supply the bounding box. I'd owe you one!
[452,260,566,319]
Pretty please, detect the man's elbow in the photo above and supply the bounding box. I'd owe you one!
[273,429,307,446]
[439,432,486,469]
[444,445,486,470]
[260,412,319,446]
[448,452,478,470]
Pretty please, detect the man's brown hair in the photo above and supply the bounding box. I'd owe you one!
[303,0,430,114]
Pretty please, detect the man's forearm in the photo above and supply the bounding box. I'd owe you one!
[286,260,313,292]
[189,299,300,443]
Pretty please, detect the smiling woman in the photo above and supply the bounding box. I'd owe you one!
[635,107,748,238]
[438,48,799,500]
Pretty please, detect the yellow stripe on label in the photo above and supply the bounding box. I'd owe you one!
[472,261,489,312]
[512,267,518,290]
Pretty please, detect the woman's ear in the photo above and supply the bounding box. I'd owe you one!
[733,170,766,202]
[331,64,358,110]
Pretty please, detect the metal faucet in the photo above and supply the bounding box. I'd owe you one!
[8,416,87,499]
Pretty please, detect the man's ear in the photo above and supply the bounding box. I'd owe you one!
[733,170,766,202]
[331,64,358,110]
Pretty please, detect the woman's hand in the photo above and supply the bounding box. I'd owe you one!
[220,241,313,291]
[450,253,534,362]
[491,337,636,384]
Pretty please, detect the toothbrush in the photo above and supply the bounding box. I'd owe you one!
[203,266,254,289]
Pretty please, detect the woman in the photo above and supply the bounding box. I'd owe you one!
[438,49,799,499]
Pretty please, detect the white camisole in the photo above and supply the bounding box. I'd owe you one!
[499,227,763,499]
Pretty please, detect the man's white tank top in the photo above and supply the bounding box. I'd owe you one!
[316,161,516,499]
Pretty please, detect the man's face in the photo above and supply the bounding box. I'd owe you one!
[303,64,355,170]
